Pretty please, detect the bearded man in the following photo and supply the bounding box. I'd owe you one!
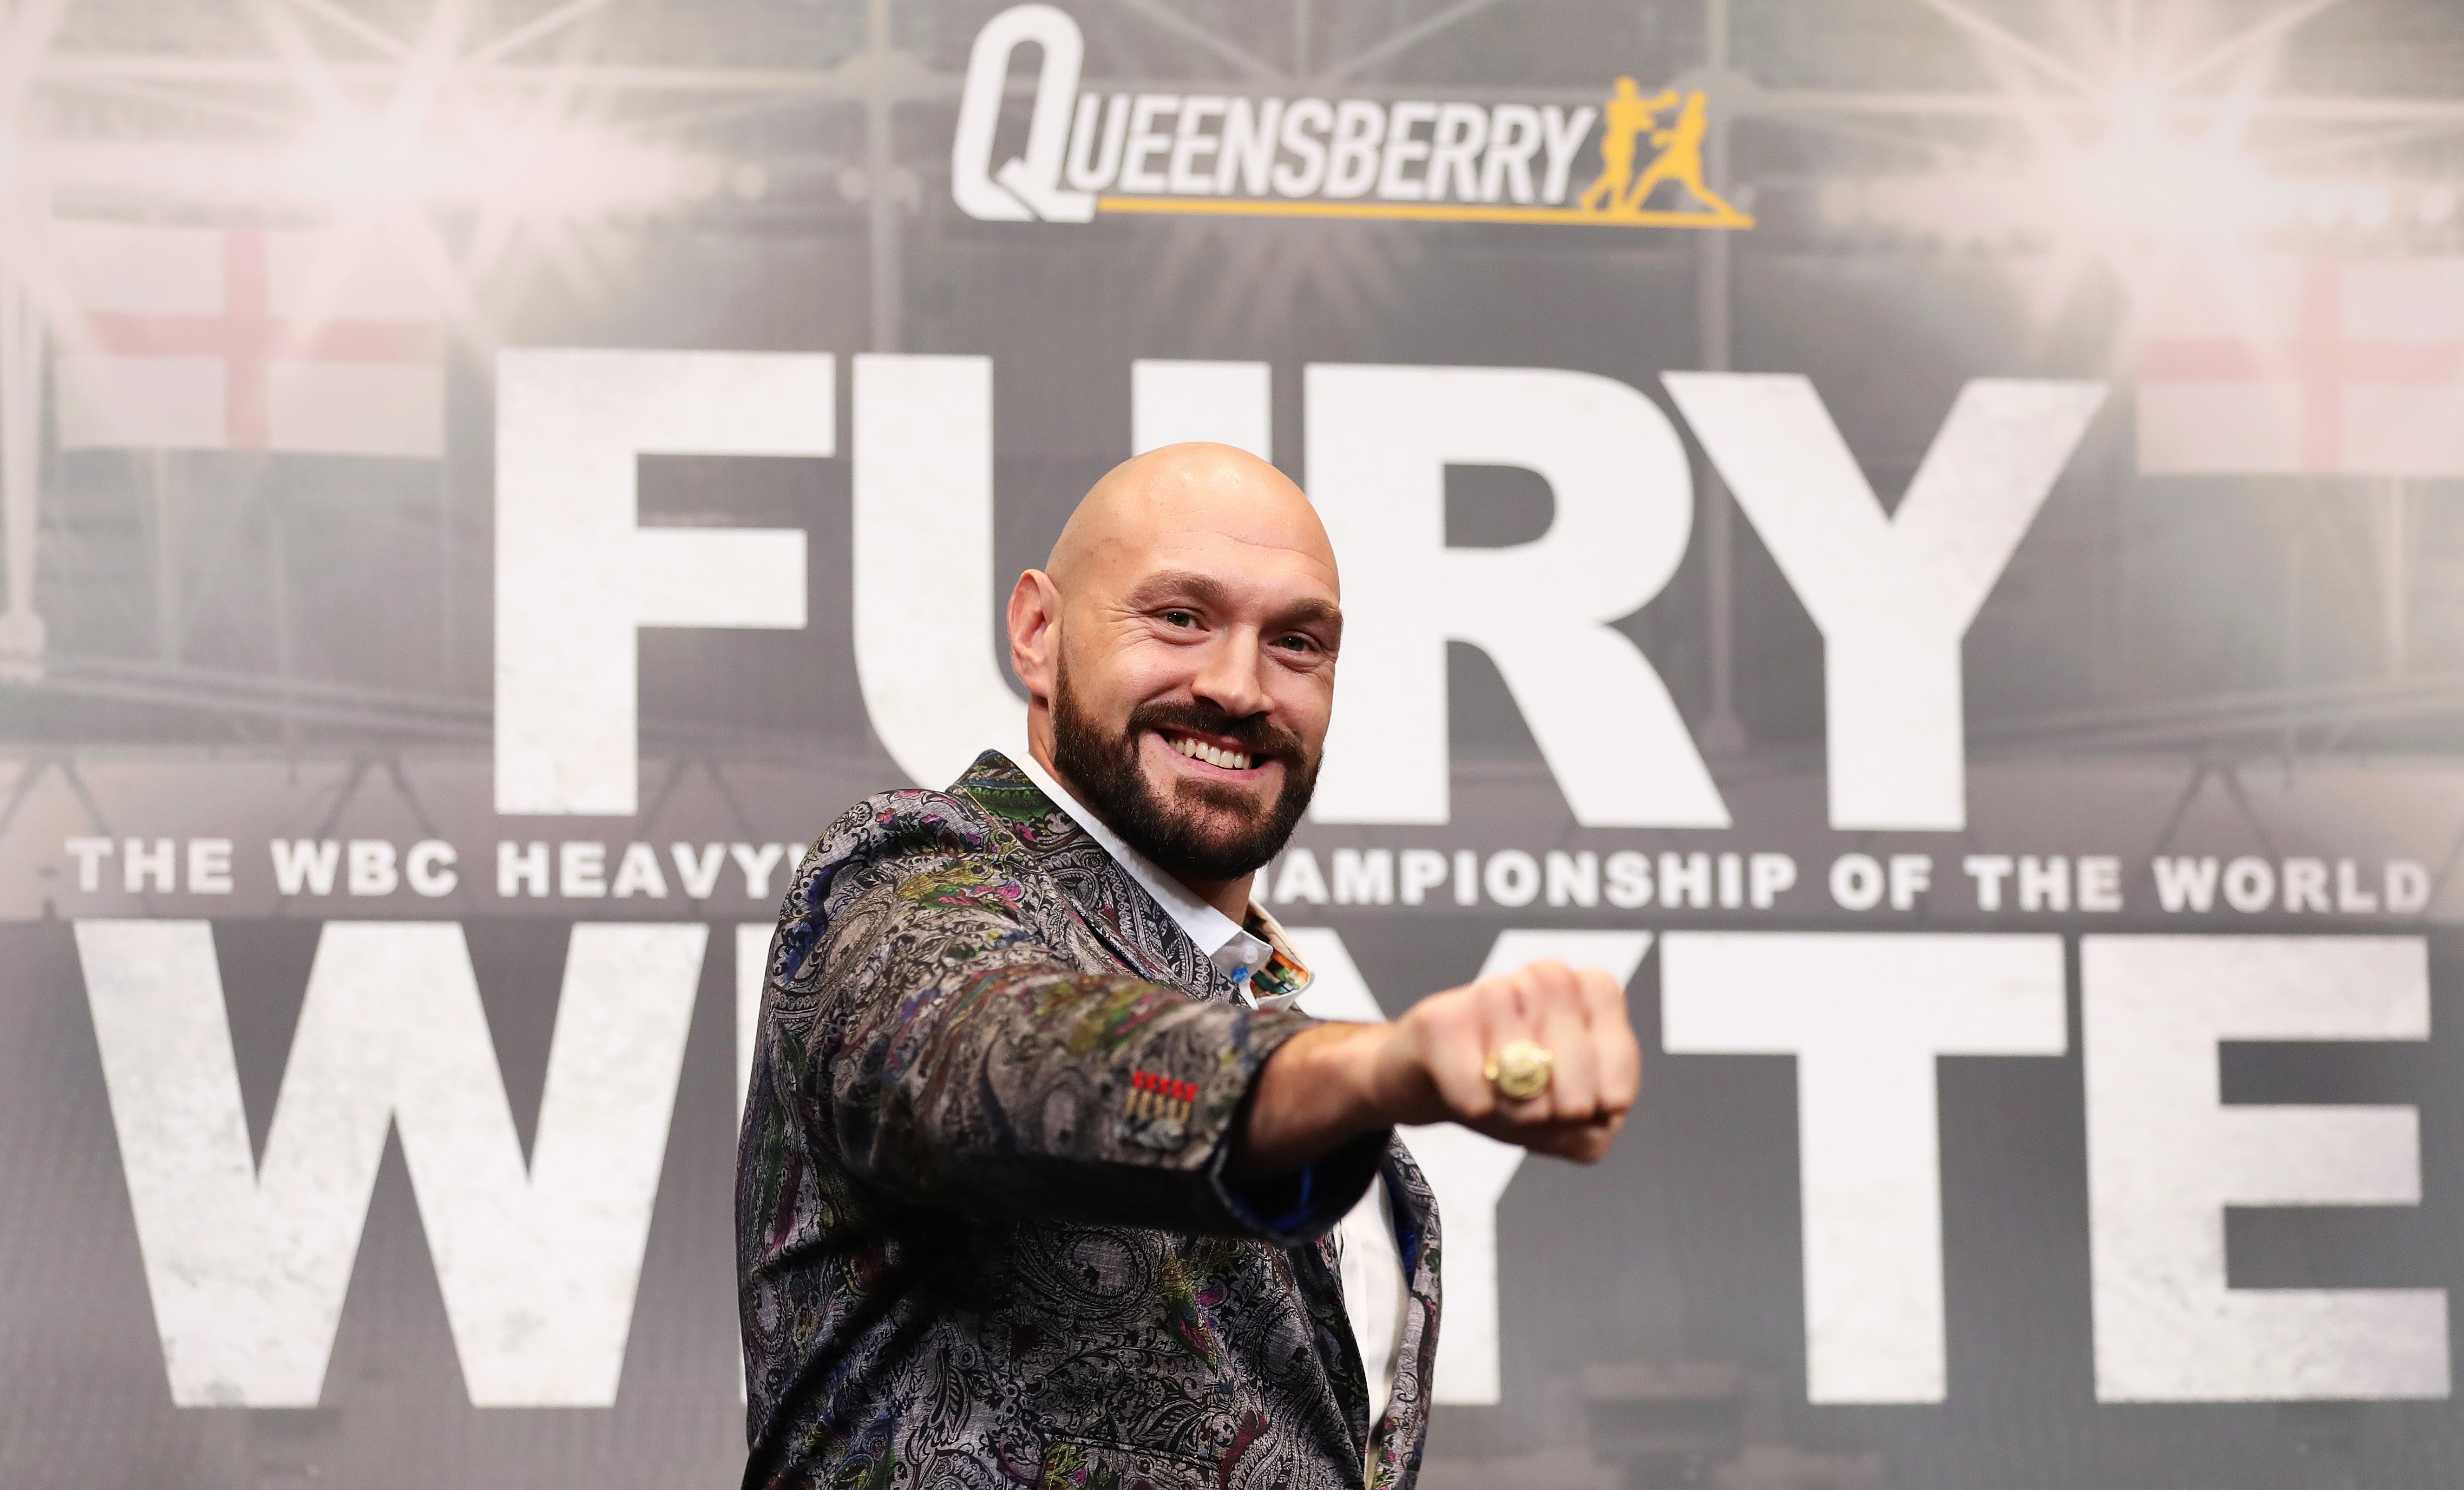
[737,443,1641,1490]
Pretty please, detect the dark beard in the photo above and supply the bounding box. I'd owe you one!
[1049,664,1317,882]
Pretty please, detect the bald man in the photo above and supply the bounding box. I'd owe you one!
[737,444,1640,1490]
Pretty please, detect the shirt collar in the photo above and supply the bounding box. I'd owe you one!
[1014,753,1309,1007]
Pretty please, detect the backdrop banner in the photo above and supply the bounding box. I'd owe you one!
[7,3,2464,1488]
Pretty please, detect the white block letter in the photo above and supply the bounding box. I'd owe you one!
[853,354,1028,789]
[1661,931,2066,1403]
[738,922,773,1122]
[1132,359,1270,460]
[495,349,819,814]
[76,919,702,1406]
[2083,935,2446,1401]
[1663,375,2102,830]
[1306,364,1726,827]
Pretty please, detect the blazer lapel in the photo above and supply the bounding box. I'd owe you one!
[947,751,1235,1000]
[1373,1138,1444,1486]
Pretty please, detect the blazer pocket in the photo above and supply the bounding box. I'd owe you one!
[1037,1437,1214,1490]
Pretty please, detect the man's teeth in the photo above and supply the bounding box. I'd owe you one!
[1169,736,1253,771]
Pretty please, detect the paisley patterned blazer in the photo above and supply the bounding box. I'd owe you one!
[738,752,1442,1490]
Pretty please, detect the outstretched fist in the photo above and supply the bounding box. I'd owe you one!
[1234,959,1644,1177]
[1368,959,1642,1163]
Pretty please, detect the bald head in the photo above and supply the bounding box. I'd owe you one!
[1046,442,1336,598]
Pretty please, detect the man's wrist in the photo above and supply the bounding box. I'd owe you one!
[1291,1019,1395,1132]
[1229,1020,1396,1180]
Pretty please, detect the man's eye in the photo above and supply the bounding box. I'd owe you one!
[1162,610,1196,628]
[1276,635,1314,653]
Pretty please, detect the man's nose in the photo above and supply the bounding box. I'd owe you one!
[1190,631,1271,720]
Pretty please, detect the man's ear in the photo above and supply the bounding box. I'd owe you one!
[1007,569,1062,701]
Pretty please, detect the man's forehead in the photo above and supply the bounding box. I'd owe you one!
[1093,525,1340,603]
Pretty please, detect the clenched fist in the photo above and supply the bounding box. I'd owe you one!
[1233,959,1644,1177]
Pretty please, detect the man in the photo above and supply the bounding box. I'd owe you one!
[1577,76,1666,215]
[1617,90,1740,220]
[738,443,1641,1490]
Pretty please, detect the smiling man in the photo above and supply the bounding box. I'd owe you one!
[737,443,1641,1490]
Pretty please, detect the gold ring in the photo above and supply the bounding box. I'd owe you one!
[1483,1039,1554,1102]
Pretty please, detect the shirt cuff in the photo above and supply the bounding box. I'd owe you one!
[1217,1125,1389,1246]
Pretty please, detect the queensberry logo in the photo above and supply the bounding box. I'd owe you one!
[951,3,1754,230]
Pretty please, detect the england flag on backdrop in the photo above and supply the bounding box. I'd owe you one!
[47,219,444,458]
[2135,256,2464,477]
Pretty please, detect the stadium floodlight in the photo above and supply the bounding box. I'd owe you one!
[273,107,710,217]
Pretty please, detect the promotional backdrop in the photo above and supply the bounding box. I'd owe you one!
[7,1,2464,1487]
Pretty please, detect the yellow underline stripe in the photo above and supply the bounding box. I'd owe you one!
[1093,196,1755,229]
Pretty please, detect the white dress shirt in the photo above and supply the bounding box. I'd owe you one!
[1015,754,1411,1428]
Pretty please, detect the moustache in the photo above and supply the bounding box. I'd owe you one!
[1125,699,1306,769]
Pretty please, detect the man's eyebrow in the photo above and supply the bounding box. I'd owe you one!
[1123,571,1234,610]
[1124,571,1342,631]
[1273,597,1343,631]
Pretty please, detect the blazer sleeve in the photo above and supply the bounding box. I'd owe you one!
[765,852,1383,1243]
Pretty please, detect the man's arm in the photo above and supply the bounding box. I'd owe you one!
[774,862,1376,1243]
[1232,960,1640,1178]
[772,841,1635,1235]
